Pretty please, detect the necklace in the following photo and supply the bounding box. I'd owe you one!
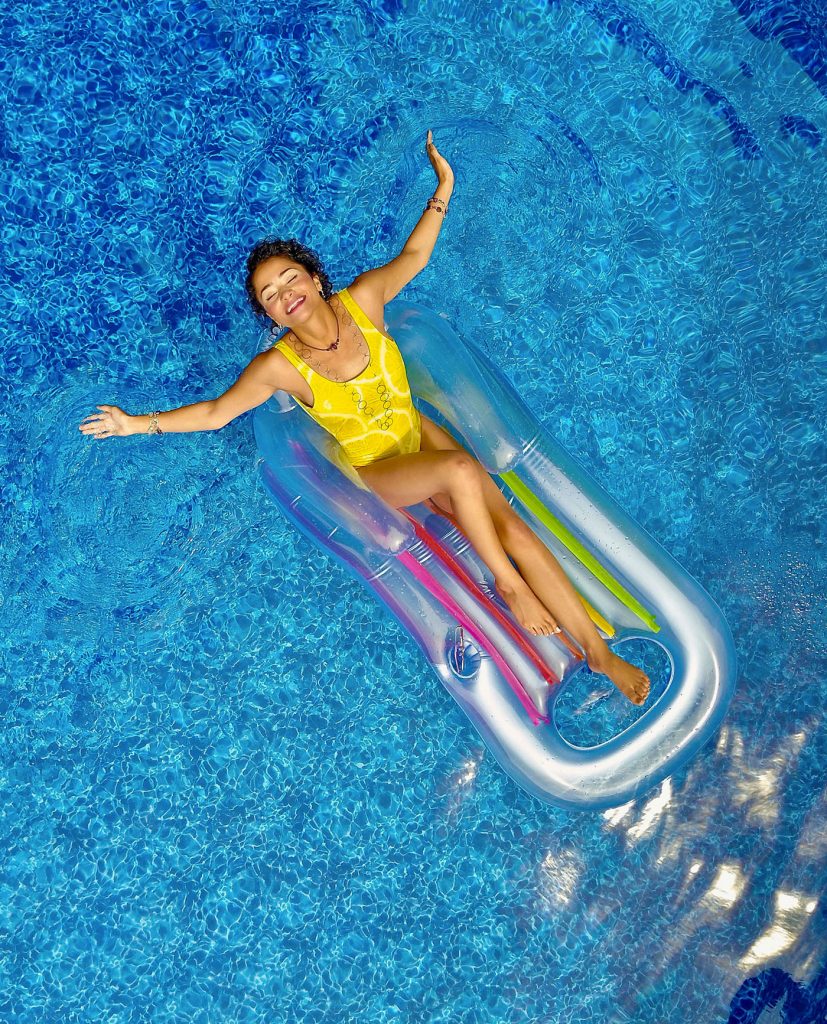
[289,301,393,431]
[291,303,340,352]
[289,300,371,385]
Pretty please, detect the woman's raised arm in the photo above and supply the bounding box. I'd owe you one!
[350,130,455,306]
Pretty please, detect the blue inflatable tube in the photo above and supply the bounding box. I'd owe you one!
[253,300,737,811]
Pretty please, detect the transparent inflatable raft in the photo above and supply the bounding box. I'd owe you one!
[253,300,737,811]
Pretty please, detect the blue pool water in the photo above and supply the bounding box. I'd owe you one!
[1,0,825,1021]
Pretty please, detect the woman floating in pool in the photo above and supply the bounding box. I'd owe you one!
[80,129,650,706]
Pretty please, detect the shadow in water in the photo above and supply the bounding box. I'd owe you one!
[728,959,827,1023]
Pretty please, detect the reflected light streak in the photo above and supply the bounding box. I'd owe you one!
[794,784,827,862]
[729,730,808,830]
[741,925,798,970]
[799,943,827,978]
[779,893,799,913]
[701,862,746,911]
[627,779,673,842]
[538,849,581,910]
[603,799,635,828]
[671,858,704,905]
[436,749,485,826]
[655,835,684,867]
[739,888,818,972]
[655,860,740,973]
[454,756,480,788]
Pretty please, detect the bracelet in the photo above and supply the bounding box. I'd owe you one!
[425,196,448,216]
[147,411,163,434]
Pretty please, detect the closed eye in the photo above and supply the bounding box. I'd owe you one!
[263,276,298,303]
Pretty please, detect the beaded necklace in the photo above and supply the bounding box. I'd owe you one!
[286,296,395,431]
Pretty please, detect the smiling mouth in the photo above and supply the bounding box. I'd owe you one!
[286,296,305,314]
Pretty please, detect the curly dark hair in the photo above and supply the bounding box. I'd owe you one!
[244,237,334,321]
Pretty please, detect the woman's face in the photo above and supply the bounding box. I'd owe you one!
[253,257,322,324]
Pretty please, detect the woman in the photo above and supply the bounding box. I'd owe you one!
[80,130,650,706]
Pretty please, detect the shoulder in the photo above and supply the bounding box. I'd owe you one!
[248,343,296,389]
[341,278,389,335]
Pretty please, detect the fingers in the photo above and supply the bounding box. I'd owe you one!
[426,130,454,181]
[80,406,112,426]
[80,416,107,430]
[79,409,113,437]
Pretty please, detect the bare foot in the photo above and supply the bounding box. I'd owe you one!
[495,578,559,636]
[588,649,650,706]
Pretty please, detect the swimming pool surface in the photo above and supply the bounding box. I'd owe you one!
[2,0,825,1021]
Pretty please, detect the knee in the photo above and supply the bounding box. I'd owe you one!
[444,451,484,492]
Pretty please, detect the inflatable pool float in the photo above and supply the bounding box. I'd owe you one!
[253,300,737,811]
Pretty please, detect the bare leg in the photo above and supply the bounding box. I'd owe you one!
[418,413,650,705]
[432,503,650,706]
[502,523,650,705]
[356,449,558,635]
[441,460,561,637]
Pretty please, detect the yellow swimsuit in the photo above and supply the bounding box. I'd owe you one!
[274,287,422,468]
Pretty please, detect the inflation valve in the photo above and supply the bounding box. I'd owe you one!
[446,626,481,680]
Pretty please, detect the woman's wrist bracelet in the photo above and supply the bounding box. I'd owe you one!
[147,411,163,434]
[425,195,448,216]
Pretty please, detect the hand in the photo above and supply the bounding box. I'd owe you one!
[79,404,133,439]
[426,129,454,186]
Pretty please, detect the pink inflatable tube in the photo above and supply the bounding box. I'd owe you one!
[253,300,737,811]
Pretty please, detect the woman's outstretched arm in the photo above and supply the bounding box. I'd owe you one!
[78,351,283,439]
